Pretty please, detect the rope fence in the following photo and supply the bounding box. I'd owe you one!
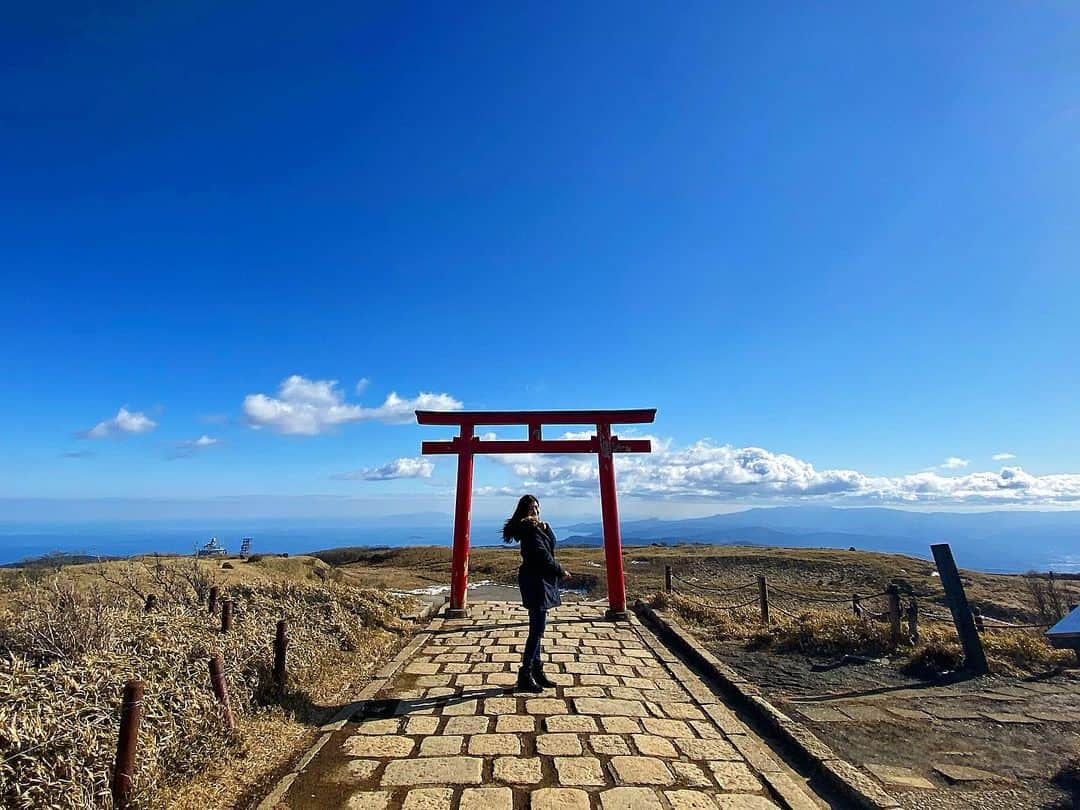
[662,560,1060,652]
[668,572,758,596]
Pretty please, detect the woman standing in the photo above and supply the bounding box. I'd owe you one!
[503,494,570,693]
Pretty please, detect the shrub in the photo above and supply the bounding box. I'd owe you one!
[902,643,964,678]
[650,589,1072,676]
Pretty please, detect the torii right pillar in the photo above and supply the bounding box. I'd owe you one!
[597,422,628,620]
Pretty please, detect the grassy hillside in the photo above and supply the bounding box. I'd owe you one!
[313,542,1073,623]
[0,555,418,810]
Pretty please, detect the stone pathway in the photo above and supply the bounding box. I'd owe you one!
[276,602,826,809]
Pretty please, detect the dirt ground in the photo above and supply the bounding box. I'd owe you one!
[711,640,1080,809]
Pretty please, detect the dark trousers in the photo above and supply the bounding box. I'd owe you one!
[522,608,547,670]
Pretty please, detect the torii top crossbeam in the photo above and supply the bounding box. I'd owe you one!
[416,408,657,620]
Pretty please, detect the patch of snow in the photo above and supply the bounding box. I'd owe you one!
[393,579,497,596]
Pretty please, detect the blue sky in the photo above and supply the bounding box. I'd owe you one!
[3,2,1079,521]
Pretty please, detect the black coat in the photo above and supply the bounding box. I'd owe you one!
[514,520,565,611]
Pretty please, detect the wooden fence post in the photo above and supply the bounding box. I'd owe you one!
[907,598,919,644]
[111,679,144,810]
[852,593,863,618]
[664,565,672,594]
[931,543,989,675]
[143,594,156,613]
[208,586,219,614]
[887,585,902,649]
[208,655,236,731]
[758,575,770,626]
[972,606,985,632]
[220,599,233,633]
[273,620,287,690]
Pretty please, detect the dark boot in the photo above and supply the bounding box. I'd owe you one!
[531,662,556,689]
[516,667,543,693]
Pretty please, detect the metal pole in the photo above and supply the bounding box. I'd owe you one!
[208,655,236,731]
[931,543,989,675]
[447,425,474,619]
[758,575,770,626]
[664,565,672,594]
[208,586,219,614]
[220,599,233,633]
[273,619,287,690]
[111,679,144,809]
[597,423,628,620]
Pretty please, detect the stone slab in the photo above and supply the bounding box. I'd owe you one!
[380,756,483,786]
[531,787,592,810]
[864,763,936,790]
[554,756,607,786]
[932,763,1008,783]
[598,787,665,810]
[493,756,542,784]
[708,760,762,792]
[459,787,513,810]
[343,735,415,758]
[537,733,584,756]
[609,756,675,786]
[345,792,392,810]
[401,787,453,810]
[572,697,651,717]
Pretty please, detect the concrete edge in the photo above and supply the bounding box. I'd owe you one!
[254,604,440,809]
[633,598,901,810]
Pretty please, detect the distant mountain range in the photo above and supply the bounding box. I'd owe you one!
[558,506,1080,573]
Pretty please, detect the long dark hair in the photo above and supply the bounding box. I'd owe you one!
[502,494,539,543]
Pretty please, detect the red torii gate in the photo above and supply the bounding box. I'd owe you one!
[416,409,656,621]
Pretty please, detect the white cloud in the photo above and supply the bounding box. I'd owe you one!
[992,452,1016,461]
[169,435,220,460]
[940,457,969,470]
[355,378,370,394]
[243,375,463,435]
[480,436,1080,505]
[79,407,157,439]
[360,391,464,424]
[334,457,435,481]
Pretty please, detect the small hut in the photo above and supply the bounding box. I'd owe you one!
[197,537,228,558]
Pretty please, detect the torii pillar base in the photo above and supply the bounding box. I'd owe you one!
[445,607,468,619]
[605,609,630,622]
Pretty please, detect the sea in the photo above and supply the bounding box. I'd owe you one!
[0,523,489,566]
[0,520,1075,574]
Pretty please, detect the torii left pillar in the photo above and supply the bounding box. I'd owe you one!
[448,424,474,619]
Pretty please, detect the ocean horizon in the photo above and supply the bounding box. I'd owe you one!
[2,519,1078,575]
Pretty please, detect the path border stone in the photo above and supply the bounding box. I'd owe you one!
[255,597,446,810]
[633,599,901,810]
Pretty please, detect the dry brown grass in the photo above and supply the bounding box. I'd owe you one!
[0,563,415,809]
[650,590,1073,676]
[316,542,1072,625]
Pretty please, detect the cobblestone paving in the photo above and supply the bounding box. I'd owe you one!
[281,602,825,809]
